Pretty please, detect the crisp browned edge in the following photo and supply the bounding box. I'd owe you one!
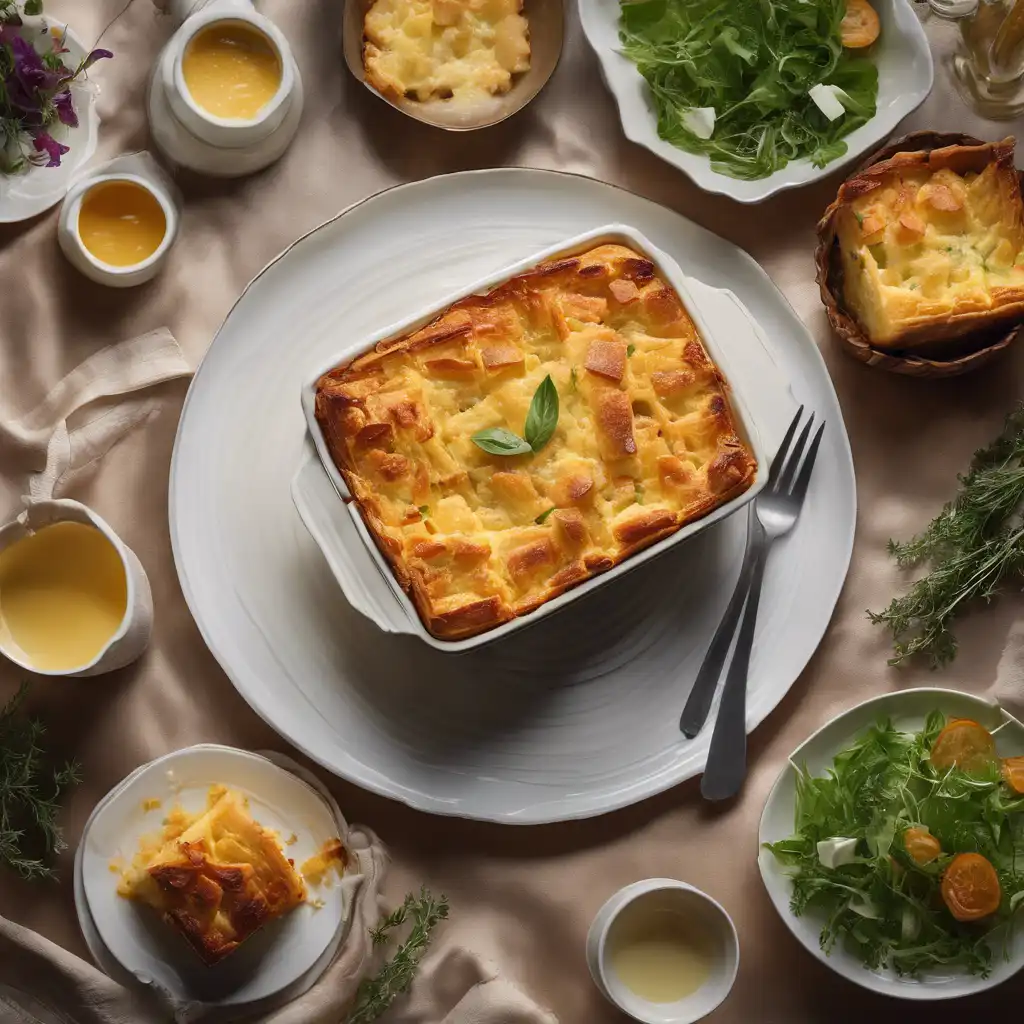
[315,243,757,642]
[815,131,1024,378]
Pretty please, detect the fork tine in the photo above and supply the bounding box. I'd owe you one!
[776,413,815,494]
[765,406,805,491]
[787,421,825,505]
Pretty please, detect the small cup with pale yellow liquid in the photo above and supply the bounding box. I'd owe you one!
[169,8,295,149]
[587,879,739,1024]
[0,501,153,677]
[59,173,177,287]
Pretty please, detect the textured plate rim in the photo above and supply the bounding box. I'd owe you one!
[169,168,857,823]
[756,687,1024,1000]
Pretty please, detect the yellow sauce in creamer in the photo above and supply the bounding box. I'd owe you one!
[182,21,282,120]
[78,181,167,268]
[607,909,714,1004]
[0,522,127,672]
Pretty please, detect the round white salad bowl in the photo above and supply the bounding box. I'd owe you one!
[578,0,934,204]
[0,18,102,223]
[758,687,1024,1000]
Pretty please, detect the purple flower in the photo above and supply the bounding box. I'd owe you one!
[10,34,61,92]
[31,130,68,167]
[53,87,75,126]
[82,48,112,71]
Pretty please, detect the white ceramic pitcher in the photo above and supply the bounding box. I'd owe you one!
[0,329,192,677]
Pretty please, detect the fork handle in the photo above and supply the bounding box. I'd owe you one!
[680,511,761,738]
[701,528,769,802]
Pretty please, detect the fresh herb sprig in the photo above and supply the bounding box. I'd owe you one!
[766,712,1024,977]
[472,375,559,457]
[618,0,879,181]
[347,888,450,1024]
[869,404,1024,667]
[0,682,80,879]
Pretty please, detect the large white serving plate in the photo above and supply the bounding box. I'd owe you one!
[759,689,1024,1000]
[579,0,933,204]
[170,168,856,823]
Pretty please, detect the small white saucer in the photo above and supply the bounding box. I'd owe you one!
[147,32,304,177]
[78,744,349,1008]
[0,19,100,223]
[586,879,739,1024]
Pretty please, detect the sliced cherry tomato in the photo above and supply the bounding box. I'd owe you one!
[841,0,881,48]
[929,718,996,774]
[903,827,941,865]
[1002,756,1024,794]
[941,853,1002,922]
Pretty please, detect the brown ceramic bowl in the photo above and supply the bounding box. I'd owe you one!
[342,0,564,131]
[815,130,1023,378]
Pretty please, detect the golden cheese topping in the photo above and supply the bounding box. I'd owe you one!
[363,0,530,102]
[314,243,756,641]
[834,138,1024,348]
[118,786,306,966]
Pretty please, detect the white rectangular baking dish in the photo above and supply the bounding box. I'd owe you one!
[296,224,773,652]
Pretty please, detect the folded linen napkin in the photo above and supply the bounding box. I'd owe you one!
[0,915,557,1024]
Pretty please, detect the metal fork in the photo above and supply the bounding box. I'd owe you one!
[681,406,825,801]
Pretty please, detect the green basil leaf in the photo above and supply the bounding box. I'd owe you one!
[535,507,556,525]
[471,427,532,456]
[523,374,559,452]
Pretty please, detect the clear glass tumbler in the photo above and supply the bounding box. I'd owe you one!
[947,0,1024,118]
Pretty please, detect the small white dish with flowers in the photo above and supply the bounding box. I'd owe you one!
[0,2,110,223]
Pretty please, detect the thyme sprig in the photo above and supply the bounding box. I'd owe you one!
[869,404,1024,667]
[347,887,450,1024]
[0,681,80,879]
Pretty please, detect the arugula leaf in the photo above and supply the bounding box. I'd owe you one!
[766,713,1024,977]
[471,427,532,456]
[524,375,558,452]
[618,0,879,180]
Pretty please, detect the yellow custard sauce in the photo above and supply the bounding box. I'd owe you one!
[0,522,127,672]
[78,181,167,268]
[182,21,282,120]
[607,908,714,1003]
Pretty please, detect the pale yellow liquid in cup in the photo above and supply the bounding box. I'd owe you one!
[78,180,167,268]
[0,522,128,672]
[608,909,714,1003]
[182,21,282,120]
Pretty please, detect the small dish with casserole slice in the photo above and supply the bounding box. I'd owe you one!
[816,132,1024,376]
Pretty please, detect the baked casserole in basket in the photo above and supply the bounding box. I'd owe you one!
[314,242,757,641]
[119,787,306,965]
[829,138,1024,350]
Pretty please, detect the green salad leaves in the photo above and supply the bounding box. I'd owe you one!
[766,713,1024,977]
[618,0,879,180]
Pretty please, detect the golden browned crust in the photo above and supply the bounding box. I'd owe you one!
[315,242,756,640]
[818,135,1024,360]
[124,791,306,966]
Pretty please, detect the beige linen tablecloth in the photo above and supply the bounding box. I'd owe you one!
[2,2,1024,1021]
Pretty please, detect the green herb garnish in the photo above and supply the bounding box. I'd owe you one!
[417,505,430,517]
[570,366,578,391]
[471,375,559,457]
[348,888,449,1024]
[634,483,644,505]
[626,343,636,357]
[765,712,1024,977]
[618,0,879,181]
[869,404,1024,667]
[535,507,556,524]
[0,682,80,879]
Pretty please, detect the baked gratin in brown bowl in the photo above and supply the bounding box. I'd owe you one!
[816,131,1024,378]
[312,240,758,642]
[342,0,564,131]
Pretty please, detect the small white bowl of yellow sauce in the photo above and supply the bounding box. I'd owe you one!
[587,879,739,1024]
[59,173,177,288]
[168,9,294,149]
[0,500,153,677]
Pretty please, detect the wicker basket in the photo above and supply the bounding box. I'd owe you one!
[815,130,1023,379]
